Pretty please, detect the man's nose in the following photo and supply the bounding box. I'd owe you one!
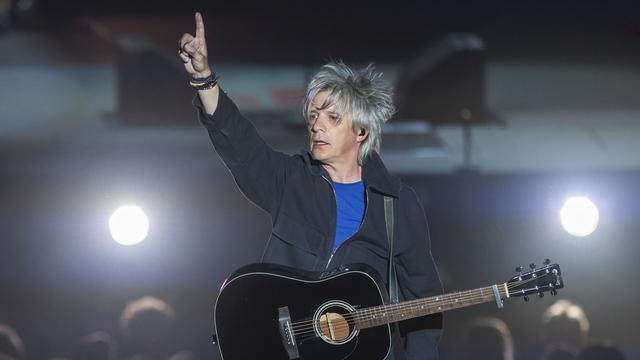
[310,115,325,132]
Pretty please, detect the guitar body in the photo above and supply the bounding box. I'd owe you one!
[214,263,392,360]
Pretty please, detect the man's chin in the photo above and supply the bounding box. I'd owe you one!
[311,150,326,162]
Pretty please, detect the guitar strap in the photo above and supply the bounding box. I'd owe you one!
[385,195,407,360]
[384,196,399,304]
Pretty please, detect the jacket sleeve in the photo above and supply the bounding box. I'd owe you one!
[193,89,290,215]
[396,188,444,360]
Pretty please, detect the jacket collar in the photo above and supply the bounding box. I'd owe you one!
[303,151,401,197]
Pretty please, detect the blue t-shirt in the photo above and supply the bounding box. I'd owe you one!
[332,181,365,253]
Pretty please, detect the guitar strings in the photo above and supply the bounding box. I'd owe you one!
[292,280,544,340]
[291,290,474,339]
[291,280,529,337]
[289,275,550,338]
[290,287,491,338]
[291,277,538,332]
[290,287,488,331]
[291,275,547,338]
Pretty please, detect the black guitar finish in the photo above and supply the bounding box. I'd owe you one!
[214,263,391,360]
[214,260,564,359]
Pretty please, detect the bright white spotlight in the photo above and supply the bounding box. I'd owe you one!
[560,197,599,237]
[109,205,149,246]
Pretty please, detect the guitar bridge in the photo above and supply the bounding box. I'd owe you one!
[278,306,300,359]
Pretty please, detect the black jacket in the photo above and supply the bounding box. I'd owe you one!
[195,89,443,359]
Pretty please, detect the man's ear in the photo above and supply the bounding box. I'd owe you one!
[357,128,368,143]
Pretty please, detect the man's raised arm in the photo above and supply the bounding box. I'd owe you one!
[178,12,219,115]
[177,13,290,215]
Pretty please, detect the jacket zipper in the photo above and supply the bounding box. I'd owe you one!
[322,175,369,270]
[321,174,338,270]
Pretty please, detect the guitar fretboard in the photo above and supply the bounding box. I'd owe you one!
[353,284,507,329]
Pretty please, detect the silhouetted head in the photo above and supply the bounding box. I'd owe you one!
[542,300,589,352]
[119,296,175,357]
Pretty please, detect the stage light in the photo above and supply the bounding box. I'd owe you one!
[560,197,599,237]
[109,205,149,246]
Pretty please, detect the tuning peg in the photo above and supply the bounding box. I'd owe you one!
[516,266,523,273]
[538,292,544,298]
[523,296,529,302]
[529,263,536,270]
[543,259,551,266]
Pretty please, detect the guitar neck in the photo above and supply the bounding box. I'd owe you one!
[354,284,509,329]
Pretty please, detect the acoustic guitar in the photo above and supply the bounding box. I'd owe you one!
[214,260,563,360]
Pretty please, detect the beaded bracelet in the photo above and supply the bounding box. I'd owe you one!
[190,73,220,90]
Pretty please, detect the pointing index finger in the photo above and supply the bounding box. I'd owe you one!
[195,12,205,40]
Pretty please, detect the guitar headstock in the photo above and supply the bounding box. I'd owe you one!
[506,259,564,301]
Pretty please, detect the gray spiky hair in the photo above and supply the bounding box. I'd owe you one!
[303,61,395,164]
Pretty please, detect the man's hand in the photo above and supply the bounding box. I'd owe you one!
[178,12,211,78]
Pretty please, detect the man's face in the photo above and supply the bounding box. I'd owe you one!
[308,91,363,167]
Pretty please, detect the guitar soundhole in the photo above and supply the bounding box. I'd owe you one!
[313,300,359,345]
